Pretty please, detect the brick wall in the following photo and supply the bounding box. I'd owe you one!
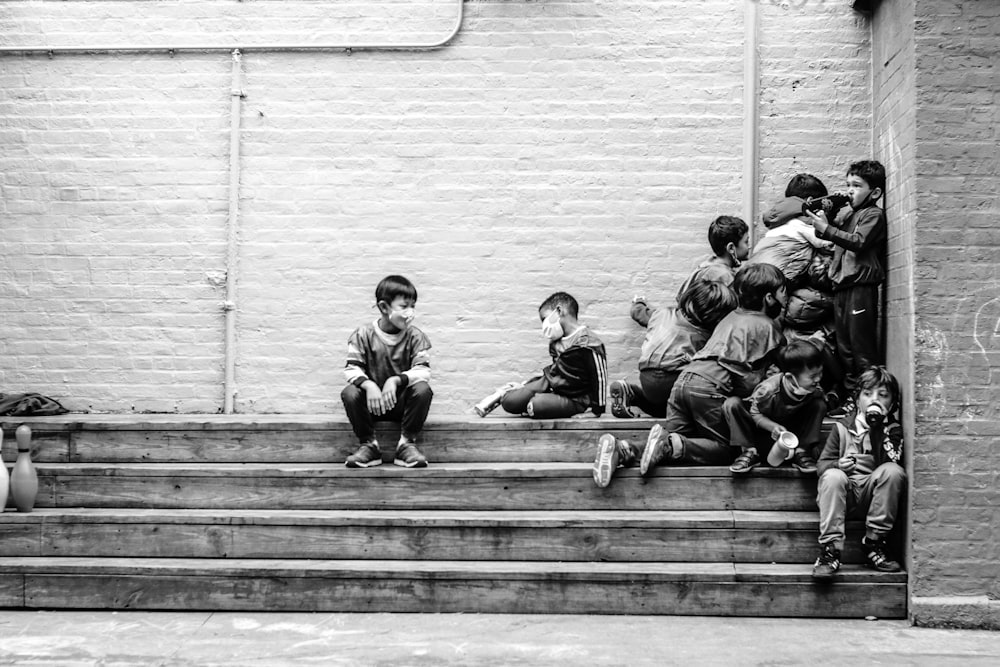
[875,0,1000,629]
[0,1,872,414]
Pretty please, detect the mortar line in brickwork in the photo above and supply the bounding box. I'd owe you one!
[0,0,465,56]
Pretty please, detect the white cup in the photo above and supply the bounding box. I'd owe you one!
[766,431,799,467]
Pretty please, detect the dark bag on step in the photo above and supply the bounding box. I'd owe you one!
[0,393,69,416]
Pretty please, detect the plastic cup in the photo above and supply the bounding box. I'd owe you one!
[766,431,799,467]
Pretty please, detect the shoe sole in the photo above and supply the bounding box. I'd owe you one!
[345,458,383,468]
[639,425,665,476]
[393,458,428,468]
[592,434,619,488]
[729,458,759,474]
[811,570,837,583]
[793,464,818,474]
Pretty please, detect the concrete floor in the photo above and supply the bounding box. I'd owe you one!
[0,612,998,666]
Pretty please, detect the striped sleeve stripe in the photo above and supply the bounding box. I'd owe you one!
[593,350,608,407]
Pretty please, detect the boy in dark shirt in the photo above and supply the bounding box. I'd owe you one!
[342,275,433,468]
[500,292,608,419]
[806,160,887,412]
[812,366,905,582]
[675,215,750,302]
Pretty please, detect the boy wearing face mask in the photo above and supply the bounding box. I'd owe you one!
[499,292,608,419]
[675,215,750,302]
[805,160,887,413]
[342,275,433,468]
[638,264,787,473]
[723,340,827,474]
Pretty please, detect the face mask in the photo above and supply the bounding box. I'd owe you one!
[541,311,564,341]
[782,374,812,400]
[384,304,414,329]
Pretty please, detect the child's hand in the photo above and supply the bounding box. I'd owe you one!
[380,376,400,412]
[364,382,384,416]
[805,209,830,234]
[771,425,788,441]
[838,455,856,473]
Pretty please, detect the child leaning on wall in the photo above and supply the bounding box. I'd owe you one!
[591,264,786,489]
[805,160,888,413]
[812,366,905,583]
[609,280,738,419]
[486,292,608,419]
[341,275,433,469]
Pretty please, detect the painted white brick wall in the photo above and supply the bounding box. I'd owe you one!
[0,0,872,414]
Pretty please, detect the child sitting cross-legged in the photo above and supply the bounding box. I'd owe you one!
[812,366,905,582]
[722,339,827,475]
[609,280,738,419]
[591,264,786,488]
[495,292,608,419]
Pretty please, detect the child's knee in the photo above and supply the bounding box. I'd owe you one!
[721,395,744,417]
[407,381,433,403]
[341,383,363,404]
[819,468,849,491]
[874,461,906,484]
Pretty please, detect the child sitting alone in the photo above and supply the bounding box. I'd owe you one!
[722,339,827,474]
[675,215,750,302]
[610,281,738,418]
[812,366,905,582]
[341,275,432,469]
[498,292,608,419]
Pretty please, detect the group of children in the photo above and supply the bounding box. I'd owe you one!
[339,159,904,583]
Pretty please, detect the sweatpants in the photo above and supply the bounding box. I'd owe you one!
[833,284,882,394]
[501,377,587,419]
[341,381,433,444]
[817,462,906,551]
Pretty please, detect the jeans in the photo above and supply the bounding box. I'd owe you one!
[341,381,433,443]
[621,368,679,418]
[660,372,740,465]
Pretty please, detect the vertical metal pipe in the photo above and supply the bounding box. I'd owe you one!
[743,0,760,246]
[223,49,244,414]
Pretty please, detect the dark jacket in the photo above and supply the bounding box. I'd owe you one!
[817,410,903,477]
[818,201,887,289]
[542,326,608,415]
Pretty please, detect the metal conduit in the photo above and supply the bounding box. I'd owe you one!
[0,1,466,413]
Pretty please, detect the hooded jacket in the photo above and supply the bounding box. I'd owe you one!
[817,409,903,477]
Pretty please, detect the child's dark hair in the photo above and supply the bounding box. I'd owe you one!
[708,216,748,257]
[375,275,417,305]
[679,280,738,330]
[847,160,886,193]
[539,291,579,318]
[733,263,785,311]
[855,365,900,409]
[784,174,828,200]
[777,340,823,375]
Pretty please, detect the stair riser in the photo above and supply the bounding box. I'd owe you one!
[32,475,820,511]
[2,574,906,617]
[0,523,868,564]
[3,426,658,464]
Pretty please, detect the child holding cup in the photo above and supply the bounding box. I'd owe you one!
[723,340,827,474]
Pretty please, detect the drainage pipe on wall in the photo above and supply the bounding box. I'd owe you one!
[743,0,760,247]
[0,0,466,413]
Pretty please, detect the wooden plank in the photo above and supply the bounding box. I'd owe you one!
[0,574,24,607]
[20,573,905,617]
[1,433,71,463]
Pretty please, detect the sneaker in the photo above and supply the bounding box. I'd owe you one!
[609,380,638,419]
[394,437,428,468]
[592,434,639,488]
[729,449,760,474]
[828,396,856,419]
[791,448,818,474]
[345,441,382,468]
[811,543,841,582]
[639,425,674,476]
[863,537,902,572]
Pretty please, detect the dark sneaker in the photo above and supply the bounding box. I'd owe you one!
[828,396,856,419]
[345,441,382,468]
[863,537,902,572]
[592,433,620,488]
[394,438,428,468]
[609,380,638,419]
[812,543,841,582]
[791,448,818,474]
[729,449,760,474]
[639,425,673,476]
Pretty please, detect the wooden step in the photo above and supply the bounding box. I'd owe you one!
[0,508,869,564]
[1,414,832,464]
[26,462,820,511]
[0,557,906,617]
